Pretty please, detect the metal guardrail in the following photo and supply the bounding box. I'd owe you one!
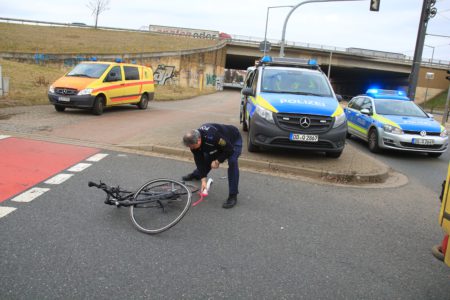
[0,16,150,33]
[1,16,449,67]
[230,34,450,67]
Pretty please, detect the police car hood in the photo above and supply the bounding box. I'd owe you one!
[383,114,442,132]
[260,92,338,116]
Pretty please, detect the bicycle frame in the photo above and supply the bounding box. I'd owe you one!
[88,181,186,208]
[88,179,199,234]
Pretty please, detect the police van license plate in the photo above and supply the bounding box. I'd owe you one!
[58,96,70,102]
[290,133,318,142]
[412,138,434,145]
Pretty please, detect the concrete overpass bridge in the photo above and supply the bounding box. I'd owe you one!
[224,37,449,101]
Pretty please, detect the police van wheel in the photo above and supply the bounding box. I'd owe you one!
[137,94,149,109]
[247,125,259,152]
[92,96,104,115]
[242,111,248,132]
[428,152,442,158]
[368,129,380,153]
[346,132,351,139]
[54,105,65,112]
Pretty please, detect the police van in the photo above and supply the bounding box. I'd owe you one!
[240,56,346,158]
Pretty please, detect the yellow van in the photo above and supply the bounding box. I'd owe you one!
[432,162,450,267]
[48,61,154,115]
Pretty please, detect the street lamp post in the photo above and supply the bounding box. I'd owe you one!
[423,44,435,107]
[263,5,293,57]
[279,0,365,57]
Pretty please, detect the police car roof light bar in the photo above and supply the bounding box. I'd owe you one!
[365,88,410,100]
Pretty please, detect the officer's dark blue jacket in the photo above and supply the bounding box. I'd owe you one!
[191,123,241,178]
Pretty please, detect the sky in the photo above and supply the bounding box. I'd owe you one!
[1,0,449,62]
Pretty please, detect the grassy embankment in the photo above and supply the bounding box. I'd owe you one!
[0,23,219,107]
[420,91,449,112]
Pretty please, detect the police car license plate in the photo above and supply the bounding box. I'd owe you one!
[412,138,434,145]
[58,96,70,102]
[290,133,318,142]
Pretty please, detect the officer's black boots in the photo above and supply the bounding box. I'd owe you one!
[222,194,237,209]
[182,173,200,181]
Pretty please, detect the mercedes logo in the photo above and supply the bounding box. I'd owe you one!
[420,130,427,137]
[300,117,311,128]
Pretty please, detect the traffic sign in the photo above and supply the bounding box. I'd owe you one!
[260,41,271,52]
[370,0,380,11]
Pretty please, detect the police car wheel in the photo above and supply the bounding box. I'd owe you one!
[346,132,351,139]
[428,152,442,158]
[368,129,380,153]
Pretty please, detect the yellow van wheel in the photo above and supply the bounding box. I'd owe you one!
[54,105,66,112]
[92,95,105,115]
[137,94,149,110]
[432,245,445,262]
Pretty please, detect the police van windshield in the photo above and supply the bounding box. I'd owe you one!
[374,99,428,117]
[67,63,110,78]
[261,68,332,97]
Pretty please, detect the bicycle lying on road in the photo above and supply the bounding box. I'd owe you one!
[88,178,212,235]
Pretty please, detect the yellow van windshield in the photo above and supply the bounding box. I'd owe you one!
[67,63,110,79]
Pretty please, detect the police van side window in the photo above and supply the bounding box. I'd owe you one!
[124,66,140,80]
[251,70,259,93]
[104,66,122,82]
[245,71,255,88]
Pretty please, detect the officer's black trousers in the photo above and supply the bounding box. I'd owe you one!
[192,137,242,195]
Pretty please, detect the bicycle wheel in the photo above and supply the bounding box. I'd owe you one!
[183,182,200,194]
[129,179,192,234]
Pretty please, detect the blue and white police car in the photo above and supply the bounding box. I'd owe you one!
[240,56,347,158]
[344,89,448,157]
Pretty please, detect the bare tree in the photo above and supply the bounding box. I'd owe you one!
[86,0,110,29]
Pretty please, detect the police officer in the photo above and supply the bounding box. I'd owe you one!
[182,123,242,209]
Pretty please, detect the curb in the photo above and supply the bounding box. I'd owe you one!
[0,130,391,185]
[121,143,390,184]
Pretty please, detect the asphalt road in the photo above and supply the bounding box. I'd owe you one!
[1,148,449,299]
[347,136,449,195]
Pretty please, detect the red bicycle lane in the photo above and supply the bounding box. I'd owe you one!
[0,136,99,203]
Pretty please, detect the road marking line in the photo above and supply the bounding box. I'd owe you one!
[0,135,11,140]
[68,163,92,172]
[0,207,16,218]
[86,153,109,162]
[45,174,74,185]
[11,187,50,203]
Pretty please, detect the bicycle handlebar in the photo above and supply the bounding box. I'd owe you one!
[88,181,108,190]
[88,181,98,188]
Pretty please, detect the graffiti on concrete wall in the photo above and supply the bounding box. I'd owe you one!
[206,74,224,90]
[154,65,177,85]
[206,74,216,86]
[34,53,90,66]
